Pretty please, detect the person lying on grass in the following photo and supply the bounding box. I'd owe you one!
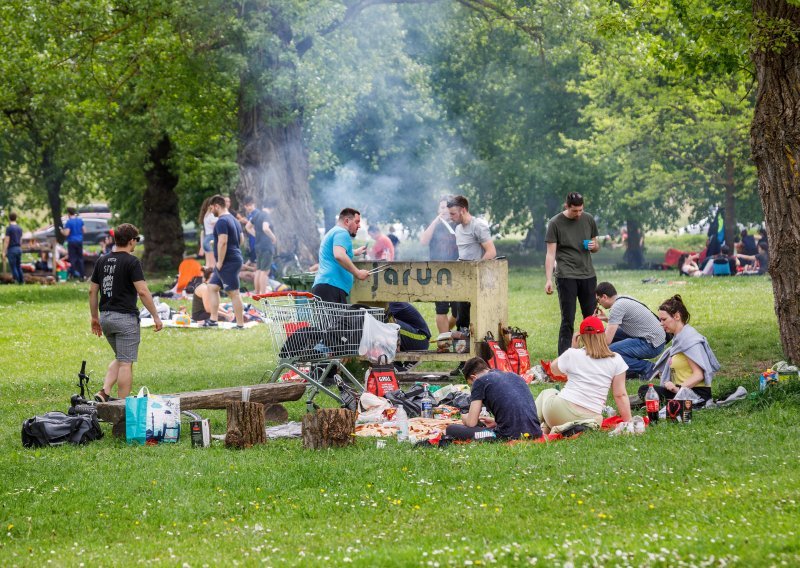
[640,295,719,404]
[537,316,632,434]
[445,356,542,441]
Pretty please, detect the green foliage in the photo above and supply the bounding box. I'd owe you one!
[415,1,603,233]
[567,0,759,231]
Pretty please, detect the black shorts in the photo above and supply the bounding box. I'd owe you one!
[435,301,458,316]
[311,283,348,304]
[256,248,273,271]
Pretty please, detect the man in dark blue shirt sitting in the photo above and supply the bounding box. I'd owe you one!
[445,357,542,441]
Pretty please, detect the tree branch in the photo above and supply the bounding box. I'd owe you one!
[297,0,541,57]
[455,0,543,40]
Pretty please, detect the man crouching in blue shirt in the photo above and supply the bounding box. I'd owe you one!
[446,356,542,441]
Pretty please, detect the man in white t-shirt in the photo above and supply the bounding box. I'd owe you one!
[447,195,496,375]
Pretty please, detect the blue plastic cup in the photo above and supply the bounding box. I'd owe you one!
[583,239,591,250]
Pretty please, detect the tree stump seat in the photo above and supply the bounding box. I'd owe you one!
[96,382,306,438]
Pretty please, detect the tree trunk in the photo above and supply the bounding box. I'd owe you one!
[225,401,266,449]
[523,201,549,252]
[623,217,645,269]
[751,1,800,363]
[142,135,184,273]
[723,154,737,248]
[42,144,66,245]
[301,408,357,450]
[235,103,320,266]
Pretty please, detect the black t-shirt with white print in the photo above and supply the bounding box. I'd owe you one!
[90,252,145,315]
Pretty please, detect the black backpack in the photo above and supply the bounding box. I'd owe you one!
[22,411,104,448]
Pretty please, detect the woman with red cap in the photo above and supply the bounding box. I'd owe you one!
[536,315,632,432]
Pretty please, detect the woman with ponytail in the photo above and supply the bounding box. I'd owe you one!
[640,294,720,403]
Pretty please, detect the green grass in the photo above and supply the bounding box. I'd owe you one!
[1,268,798,566]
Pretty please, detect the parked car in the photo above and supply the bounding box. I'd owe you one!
[27,217,111,246]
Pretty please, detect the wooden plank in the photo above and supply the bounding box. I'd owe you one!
[394,351,469,362]
[394,371,454,384]
[96,382,306,425]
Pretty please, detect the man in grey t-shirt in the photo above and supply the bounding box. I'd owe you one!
[447,195,496,373]
[595,281,666,379]
[545,192,599,355]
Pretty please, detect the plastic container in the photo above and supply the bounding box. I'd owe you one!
[420,385,434,419]
[395,405,409,442]
[645,384,660,423]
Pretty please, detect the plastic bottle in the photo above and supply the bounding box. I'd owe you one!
[395,405,409,442]
[645,383,660,423]
[420,385,434,419]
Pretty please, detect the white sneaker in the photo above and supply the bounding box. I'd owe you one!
[632,416,646,434]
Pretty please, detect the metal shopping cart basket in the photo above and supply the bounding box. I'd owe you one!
[255,291,386,411]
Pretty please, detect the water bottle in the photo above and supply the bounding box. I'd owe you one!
[645,383,660,423]
[420,385,434,419]
[395,405,409,441]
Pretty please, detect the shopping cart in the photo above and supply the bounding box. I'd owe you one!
[255,291,386,412]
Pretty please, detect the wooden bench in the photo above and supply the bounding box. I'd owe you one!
[96,382,306,437]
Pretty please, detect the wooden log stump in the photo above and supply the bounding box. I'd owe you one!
[263,403,289,424]
[225,401,266,449]
[301,408,357,450]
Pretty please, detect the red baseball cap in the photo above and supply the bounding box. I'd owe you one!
[580,316,605,335]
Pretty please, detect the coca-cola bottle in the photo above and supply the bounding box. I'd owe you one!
[645,383,660,423]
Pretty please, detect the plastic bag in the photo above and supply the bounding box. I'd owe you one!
[358,311,400,364]
[674,386,704,404]
[357,392,393,423]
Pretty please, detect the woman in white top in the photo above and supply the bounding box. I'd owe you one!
[197,196,218,269]
[536,316,632,432]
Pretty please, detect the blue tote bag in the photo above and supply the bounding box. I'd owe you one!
[125,387,150,445]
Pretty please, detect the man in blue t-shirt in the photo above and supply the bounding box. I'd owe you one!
[3,212,25,284]
[204,194,245,328]
[445,356,542,441]
[61,207,85,279]
[311,208,369,303]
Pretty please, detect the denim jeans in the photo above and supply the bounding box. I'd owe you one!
[67,241,84,278]
[610,332,664,377]
[7,246,23,283]
[556,276,597,355]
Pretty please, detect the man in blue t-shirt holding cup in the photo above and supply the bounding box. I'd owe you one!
[311,208,369,304]
[204,194,245,328]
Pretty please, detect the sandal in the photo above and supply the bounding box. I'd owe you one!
[94,390,118,403]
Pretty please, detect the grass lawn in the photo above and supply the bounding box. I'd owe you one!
[1,266,799,566]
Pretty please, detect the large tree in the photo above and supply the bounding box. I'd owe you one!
[751,0,800,362]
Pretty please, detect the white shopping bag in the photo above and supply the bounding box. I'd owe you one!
[358,311,400,364]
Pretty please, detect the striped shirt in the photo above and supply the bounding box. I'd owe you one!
[607,296,666,347]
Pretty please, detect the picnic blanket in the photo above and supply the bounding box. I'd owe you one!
[355,417,460,438]
[140,318,261,330]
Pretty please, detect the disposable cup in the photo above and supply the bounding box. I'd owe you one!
[241,387,251,402]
